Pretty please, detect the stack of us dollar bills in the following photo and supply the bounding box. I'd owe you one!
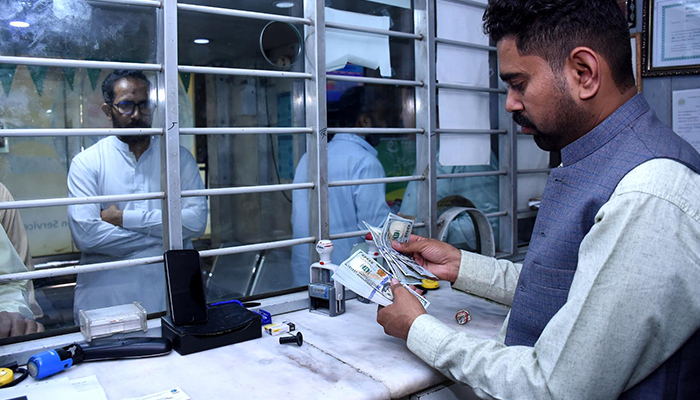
[331,213,433,309]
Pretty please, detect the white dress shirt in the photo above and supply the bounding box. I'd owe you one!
[291,134,390,286]
[67,136,207,318]
[407,159,700,399]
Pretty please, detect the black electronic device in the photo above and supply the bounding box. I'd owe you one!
[164,249,208,326]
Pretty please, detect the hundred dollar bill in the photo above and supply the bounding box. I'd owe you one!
[336,250,394,304]
[365,221,438,280]
[404,283,430,309]
[383,213,414,243]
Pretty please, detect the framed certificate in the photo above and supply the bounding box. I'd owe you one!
[642,0,700,76]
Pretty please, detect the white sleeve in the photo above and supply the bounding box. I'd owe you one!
[0,226,32,317]
[122,148,207,241]
[67,154,161,256]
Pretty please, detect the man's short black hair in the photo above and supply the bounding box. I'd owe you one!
[332,85,396,128]
[483,0,635,92]
[101,70,151,104]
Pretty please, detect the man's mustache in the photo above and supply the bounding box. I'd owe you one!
[512,112,536,130]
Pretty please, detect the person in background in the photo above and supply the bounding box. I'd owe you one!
[0,182,42,318]
[67,70,207,321]
[0,224,43,338]
[399,153,500,252]
[376,0,700,398]
[291,86,392,286]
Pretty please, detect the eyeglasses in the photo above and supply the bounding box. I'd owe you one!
[111,101,155,116]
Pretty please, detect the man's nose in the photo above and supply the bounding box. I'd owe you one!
[505,89,523,113]
[130,106,143,119]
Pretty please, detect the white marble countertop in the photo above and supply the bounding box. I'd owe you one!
[53,284,508,400]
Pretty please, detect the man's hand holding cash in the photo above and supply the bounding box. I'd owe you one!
[332,213,433,310]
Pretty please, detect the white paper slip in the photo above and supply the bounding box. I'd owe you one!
[71,375,108,400]
[122,387,190,400]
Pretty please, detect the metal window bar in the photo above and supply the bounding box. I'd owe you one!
[89,0,161,7]
[328,75,423,87]
[435,38,496,52]
[326,128,424,135]
[485,211,508,218]
[437,170,507,179]
[0,193,164,210]
[415,0,438,237]
[436,82,506,93]
[179,127,313,135]
[0,237,318,283]
[0,128,162,137]
[0,256,164,283]
[177,3,312,25]
[328,175,424,188]
[177,65,312,80]
[435,128,507,135]
[160,0,183,250]
[441,0,488,8]
[304,0,329,253]
[517,168,552,174]
[0,56,161,71]
[199,237,316,259]
[181,183,313,198]
[329,222,428,241]
[325,21,422,40]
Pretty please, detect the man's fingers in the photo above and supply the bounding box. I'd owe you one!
[23,319,43,335]
[10,315,26,338]
[0,313,11,339]
[389,278,401,292]
[392,236,430,254]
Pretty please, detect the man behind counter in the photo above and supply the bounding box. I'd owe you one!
[67,70,207,321]
[377,0,700,399]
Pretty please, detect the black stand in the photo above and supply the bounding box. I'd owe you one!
[161,302,262,355]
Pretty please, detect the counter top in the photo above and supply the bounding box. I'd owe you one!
[53,284,509,399]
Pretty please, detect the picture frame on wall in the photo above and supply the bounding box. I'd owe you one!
[631,32,643,91]
[642,0,700,77]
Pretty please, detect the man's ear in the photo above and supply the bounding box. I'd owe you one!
[566,47,601,101]
[101,103,113,120]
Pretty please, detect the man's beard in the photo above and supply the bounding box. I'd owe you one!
[112,110,151,145]
[512,87,589,152]
[117,135,150,145]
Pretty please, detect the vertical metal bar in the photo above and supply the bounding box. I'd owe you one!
[415,0,437,237]
[159,0,184,250]
[304,0,329,247]
[498,93,518,256]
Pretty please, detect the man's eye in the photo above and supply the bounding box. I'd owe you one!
[510,83,524,92]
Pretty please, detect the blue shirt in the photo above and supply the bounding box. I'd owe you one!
[291,134,390,286]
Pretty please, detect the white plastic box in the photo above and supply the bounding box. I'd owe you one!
[79,302,148,342]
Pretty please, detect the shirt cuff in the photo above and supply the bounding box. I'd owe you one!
[452,250,497,298]
[121,210,142,229]
[407,314,455,367]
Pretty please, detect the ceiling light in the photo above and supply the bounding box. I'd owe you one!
[10,21,30,28]
[274,1,294,8]
[194,38,209,45]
